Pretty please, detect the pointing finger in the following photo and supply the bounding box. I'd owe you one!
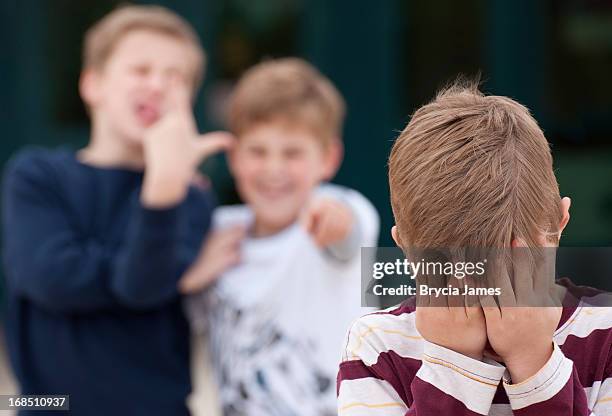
[194,132,235,160]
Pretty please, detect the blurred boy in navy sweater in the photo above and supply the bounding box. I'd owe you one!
[1,5,231,415]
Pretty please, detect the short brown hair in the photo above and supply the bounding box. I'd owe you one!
[227,58,345,145]
[83,5,205,89]
[389,81,562,250]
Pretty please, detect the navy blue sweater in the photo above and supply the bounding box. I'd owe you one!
[1,148,214,415]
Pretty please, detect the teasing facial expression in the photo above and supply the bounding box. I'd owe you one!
[81,29,197,145]
[230,122,340,234]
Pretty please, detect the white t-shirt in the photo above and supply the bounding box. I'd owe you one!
[187,184,379,416]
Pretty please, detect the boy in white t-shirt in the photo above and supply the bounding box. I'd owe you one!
[181,58,379,415]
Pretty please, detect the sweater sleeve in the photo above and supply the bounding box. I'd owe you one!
[316,184,380,262]
[503,342,608,415]
[406,341,506,415]
[109,195,184,308]
[2,151,212,312]
[337,318,505,416]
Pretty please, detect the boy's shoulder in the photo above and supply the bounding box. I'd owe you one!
[341,299,420,365]
[212,204,253,229]
[3,146,78,193]
[5,146,74,178]
[316,183,377,215]
[555,279,612,349]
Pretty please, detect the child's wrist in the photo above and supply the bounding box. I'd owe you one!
[504,342,554,383]
[423,338,484,361]
[450,345,483,361]
[464,351,484,361]
[141,170,189,208]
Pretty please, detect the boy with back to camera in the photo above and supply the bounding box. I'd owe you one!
[336,82,612,415]
[182,58,380,415]
[2,5,232,415]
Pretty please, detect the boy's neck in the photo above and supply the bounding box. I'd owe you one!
[554,282,569,305]
[78,123,145,170]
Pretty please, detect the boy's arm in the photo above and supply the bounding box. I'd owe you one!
[501,343,610,415]
[337,314,505,416]
[177,225,245,294]
[593,361,612,415]
[408,341,506,415]
[481,246,605,415]
[337,348,505,416]
[112,87,232,307]
[305,185,379,261]
[108,186,214,308]
[1,151,212,313]
[3,84,232,313]
[337,359,408,416]
[2,153,121,312]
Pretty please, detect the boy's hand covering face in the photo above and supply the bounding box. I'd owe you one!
[300,197,353,247]
[178,225,246,294]
[415,271,488,360]
[397,197,570,371]
[416,306,488,361]
[141,79,235,208]
[480,240,562,383]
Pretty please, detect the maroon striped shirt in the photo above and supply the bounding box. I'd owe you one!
[337,281,612,415]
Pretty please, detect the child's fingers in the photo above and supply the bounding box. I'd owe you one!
[220,249,241,270]
[314,210,336,246]
[201,228,244,257]
[210,225,246,248]
[486,252,516,307]
[179,232,243,294]
[421,260,449,309]
[479,294,501,319]
[447,276,465,309]
[510,239,534,304]
[532,246,558,305]
[300,204,318,236]
[178,269,207,294]
[301,213,314,235]
[464,300,484,320]
[190,172,211,190]
[304,199,348,246]
[206,245,241,275]
[310,219,325,246]
[462,276,480,308]
[165,77,192,115]
[177,276,196,294]
[194,132,235,160]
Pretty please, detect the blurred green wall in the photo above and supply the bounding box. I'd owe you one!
[1,0,611,308]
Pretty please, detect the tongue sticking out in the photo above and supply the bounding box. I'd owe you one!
[135,103,160,126]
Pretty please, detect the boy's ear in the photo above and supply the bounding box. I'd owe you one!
[559,196,571,235]
[519,196,572,247]
[391,225,401,247]
[322,138,343,180]
[79,69,101,108]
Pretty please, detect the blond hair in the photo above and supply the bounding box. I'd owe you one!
[83,5,205,89]
[227,58,345,145]
[389,81,562,250]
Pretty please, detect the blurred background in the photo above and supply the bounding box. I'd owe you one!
[1,0,611,411]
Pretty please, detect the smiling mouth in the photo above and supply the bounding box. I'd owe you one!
[256,184,293,199]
